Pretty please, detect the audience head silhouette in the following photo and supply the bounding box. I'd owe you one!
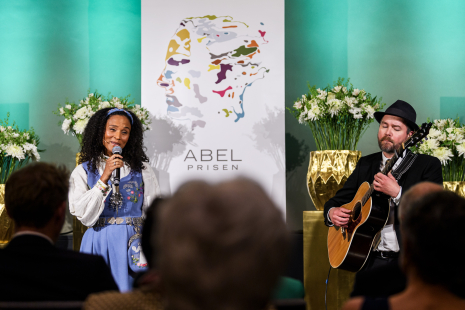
[401,189,465,297]
[142,197,164,270]
[0,162,119,303]
[342,183,465,310]
[398,181,443,221]
[155,178,290,310]
[5,162,69,242]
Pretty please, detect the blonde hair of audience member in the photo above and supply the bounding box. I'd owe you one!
[155,179,290,310]
[343,183,465,310]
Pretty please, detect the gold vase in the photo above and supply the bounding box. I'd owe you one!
[307,150,361,211]
[73,152,88,251]
[443,181,465,198]
[0,184,14,248]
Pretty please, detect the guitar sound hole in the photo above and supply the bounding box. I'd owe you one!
[352,202,362,222]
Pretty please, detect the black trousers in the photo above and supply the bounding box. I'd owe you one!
[350,252,406,298]
[358,252,399,274]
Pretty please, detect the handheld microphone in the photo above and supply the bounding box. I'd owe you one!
[112,145,122,186]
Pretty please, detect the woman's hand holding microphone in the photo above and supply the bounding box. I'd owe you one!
[100,154,124,184]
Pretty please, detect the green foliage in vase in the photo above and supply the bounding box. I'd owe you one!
[288,78,385,150]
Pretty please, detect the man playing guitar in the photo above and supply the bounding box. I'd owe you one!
[324,100,442,274]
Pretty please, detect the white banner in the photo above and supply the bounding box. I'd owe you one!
[142,0,285,213]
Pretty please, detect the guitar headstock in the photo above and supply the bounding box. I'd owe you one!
[384,123,431,175]
[404,122,432,150]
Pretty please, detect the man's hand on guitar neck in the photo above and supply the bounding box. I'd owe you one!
[329,207,352,228]
[373,172,401,198]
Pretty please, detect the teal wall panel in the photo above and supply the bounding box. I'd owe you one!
[0,0,90,233]
[347,0,465,155]
[1,0,465,230]
[0,0,89,169]
[0,103,29,131]
[285,0,465,229]
[440,97,465,122]
[88,0,141,104]
[285,0,349,228]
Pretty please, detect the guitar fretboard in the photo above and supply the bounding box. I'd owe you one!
[360,152,400,206]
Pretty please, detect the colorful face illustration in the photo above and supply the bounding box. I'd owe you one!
[157,15,269,130]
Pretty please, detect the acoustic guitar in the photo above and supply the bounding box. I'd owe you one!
[327,122,432,272]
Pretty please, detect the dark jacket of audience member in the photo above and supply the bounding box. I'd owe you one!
[0,163,118,302]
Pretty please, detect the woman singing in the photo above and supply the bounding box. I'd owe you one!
[69,108,159,291]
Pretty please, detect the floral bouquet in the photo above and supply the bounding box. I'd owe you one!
[54,91,152,145]
[411,118,465,181]
[288,78,385,150]
[0,113,41,183]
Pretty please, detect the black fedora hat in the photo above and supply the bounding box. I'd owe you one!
[374,100,419,131]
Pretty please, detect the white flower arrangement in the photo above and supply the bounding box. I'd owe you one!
[411,118,465,181]
[0,113,41,183]
[288,78,384,150]
[54,91,152,145]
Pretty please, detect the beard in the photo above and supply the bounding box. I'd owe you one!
[378,136,400,154]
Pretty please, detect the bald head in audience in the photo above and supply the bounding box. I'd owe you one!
[398,181,443,221]
[155,178,290,310]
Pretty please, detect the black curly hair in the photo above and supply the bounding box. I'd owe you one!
[79,108,148,174]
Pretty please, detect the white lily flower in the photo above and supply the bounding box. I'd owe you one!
[62,119,72,134]
[457,142,465,157]
[5,144,25,160]
[363,105,375,119]
[74,118,89,134]
[428,128,441,139]
[432,147,454,165]
[317,90,327,100]
[74,106,88,120]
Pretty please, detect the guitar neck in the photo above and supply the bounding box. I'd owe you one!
[380,152,399,176]
[360,151,401,205]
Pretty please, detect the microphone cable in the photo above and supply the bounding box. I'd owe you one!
[325,266,332,310]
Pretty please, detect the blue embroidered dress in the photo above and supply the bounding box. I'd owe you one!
[79,162,147,291]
